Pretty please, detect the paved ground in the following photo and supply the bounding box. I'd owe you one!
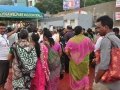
[58,73,72,90]
[5,69,12,90]
[5,68,108,90]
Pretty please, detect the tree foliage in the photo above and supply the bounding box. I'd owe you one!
[35,0,63,14]
[35,0,114,14]
[81,0,114,7]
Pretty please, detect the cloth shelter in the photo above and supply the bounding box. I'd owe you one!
[0,5,43,19]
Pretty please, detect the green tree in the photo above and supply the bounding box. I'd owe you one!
[35,0,63,14]
[81,0,114,7]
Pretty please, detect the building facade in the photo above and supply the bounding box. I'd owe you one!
[13,0,28,6]
[81,1,120,27]
[40,1,120,29]
[40,16,64,29]
[28,0,41,6]
[40,13,93,29]
[0,0,12,5]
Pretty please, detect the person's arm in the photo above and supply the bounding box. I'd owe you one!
[94,37,103,51]
[8,47,14,61]
[65,49,71,59]
[58,43,62,57]
[8,53,14,61]
[95,70,106,83]
[65,43,71,59]
[7,26,18,38]
[95,38,111,83]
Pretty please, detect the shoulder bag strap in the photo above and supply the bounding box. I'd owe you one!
[106,36,118,48]
[12,43,23,69]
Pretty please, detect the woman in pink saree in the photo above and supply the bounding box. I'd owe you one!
[30,33,50,90]
[65,26,94,90]
[43,29,61,90]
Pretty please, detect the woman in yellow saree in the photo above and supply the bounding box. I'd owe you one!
[65,26,94,90]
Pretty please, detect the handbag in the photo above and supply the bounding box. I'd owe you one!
[97,37,120,83]
[101,47,120,83]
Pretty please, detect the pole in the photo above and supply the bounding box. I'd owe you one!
[84,0,86,7]
[37,19,38,28]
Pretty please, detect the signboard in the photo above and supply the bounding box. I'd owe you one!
[63,0,80,10]
[0,12,42,19]
[116,0,120,7]
[115,12,120,20]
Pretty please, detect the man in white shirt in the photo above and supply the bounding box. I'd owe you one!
[0,23,18,90]
[52,30,60,43]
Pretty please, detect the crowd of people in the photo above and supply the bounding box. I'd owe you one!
[0,15,120,90]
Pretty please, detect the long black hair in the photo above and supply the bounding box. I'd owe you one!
[31,33,40,58]
[43,28,55,47]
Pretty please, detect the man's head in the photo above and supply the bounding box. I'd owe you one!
[0,23,6,35]
[113,27,120,35]
[67,25,72,30]
[96,15,113,36]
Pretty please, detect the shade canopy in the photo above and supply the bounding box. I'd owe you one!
[0,5,43,19]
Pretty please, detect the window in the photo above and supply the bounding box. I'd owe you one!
[70,19,75,28]
[29,1,32,6]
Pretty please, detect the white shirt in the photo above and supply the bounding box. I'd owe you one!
[94,36,103,75]
[39,34,43,43]
[94,37,103,52]
[0,34,10,60]
[52,33,60,43]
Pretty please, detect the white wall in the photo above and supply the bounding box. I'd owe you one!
[78,14,93,29]
[64,13,93,29]
[64,13,79,28]
[40,13,93,29]
[40,20,64,29]
[64,19,78,28]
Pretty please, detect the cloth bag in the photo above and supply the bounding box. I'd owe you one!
[95,37,120,83]
[101,47,120,83]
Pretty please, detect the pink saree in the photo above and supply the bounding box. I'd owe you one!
[30,43,50,90]
[65,34,94,90]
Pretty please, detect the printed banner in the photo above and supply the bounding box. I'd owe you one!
[116,0,120,7]
[63,0,80,10]
[115,12,120,20]
[0,12,42,18]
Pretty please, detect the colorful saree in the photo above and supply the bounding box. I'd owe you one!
[46,43,61,90]
[11,40,38,90]
[65,34,94,90]
[30,43,50,90]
